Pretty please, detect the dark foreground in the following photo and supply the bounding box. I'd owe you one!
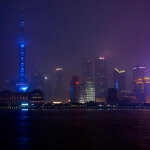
[0,110,150,150]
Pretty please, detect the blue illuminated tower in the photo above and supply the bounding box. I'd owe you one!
[16,7,28,92]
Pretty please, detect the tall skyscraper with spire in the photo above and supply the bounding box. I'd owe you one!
[16,5,28,92]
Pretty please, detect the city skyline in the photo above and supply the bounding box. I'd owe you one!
[1,0,150,91]
[1,1,150,149]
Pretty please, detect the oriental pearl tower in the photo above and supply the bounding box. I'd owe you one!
[16,6,28,92]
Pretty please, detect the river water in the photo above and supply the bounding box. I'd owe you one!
[0,109,150,150]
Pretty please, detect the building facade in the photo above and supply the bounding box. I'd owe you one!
[70,75,80,103]
[134,77,150,103]
[113,68,126,91]
[54,68,63,102]
[95,57,108,102]
[133,66,146,92]
[0,89,44,106]
[78,81,95,103]
[144,77,150,103]
[81,58,92,83]
[133,66,146,103]
[30,71,44,91]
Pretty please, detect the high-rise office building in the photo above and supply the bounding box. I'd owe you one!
[133,66,146,81]
[44,76,52,102]
[134,78,145,103]
[78,81,95,103]
[84,81,95,102]
[30,71,44,91]
[16,7,28,92]
[133,66,146,93]
[95,57,108,102]
[113,68,126,91]
[54,68,63,102]
[133,77,150,103]
[70,75,80,103]
[82,58,92,83]
[144,77,150,103]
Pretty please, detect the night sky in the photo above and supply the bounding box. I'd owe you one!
[1,0,150,91]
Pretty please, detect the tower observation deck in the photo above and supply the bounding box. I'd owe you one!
[16,7,28,92]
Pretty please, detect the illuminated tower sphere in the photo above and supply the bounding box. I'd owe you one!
[16,8,28,92]
[95,57,108,102]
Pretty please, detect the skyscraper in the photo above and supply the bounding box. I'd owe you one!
[113,68,126,91]
[134,77,150,103]
[144,77,150,103]
[70,75,80,103]
[133,66,146,93]
[134,78,145,103]
[133,66,147,103]
[95,57,108,102]
[54,68,63,102]
[16,7,28,92]
[30,71,44,91]
[133,66,146,81]
[79,58,95,103]
[44,76,52,102]
[81,58,92,83]
[78,81,95,103]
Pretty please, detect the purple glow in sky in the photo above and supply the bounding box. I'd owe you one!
[1,0,150,92]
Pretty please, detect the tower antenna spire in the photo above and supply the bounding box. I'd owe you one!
[20,0,24,36]
[21,0,23,8]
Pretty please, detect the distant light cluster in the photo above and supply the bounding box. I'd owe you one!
[56,68,63,71]
[114,68,125,73]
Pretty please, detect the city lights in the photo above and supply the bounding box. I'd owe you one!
[114,68,125,73]
[56,68,62,71]
[1,1,150,150]
[99,57,105,60]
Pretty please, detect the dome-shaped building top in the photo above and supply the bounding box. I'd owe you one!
[29,89,44,105]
